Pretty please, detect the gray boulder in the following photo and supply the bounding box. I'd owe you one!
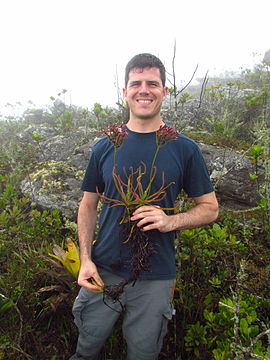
[20,125,100,219]
[201,144,264,209]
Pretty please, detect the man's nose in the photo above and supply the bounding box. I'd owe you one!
[139,82,150,94]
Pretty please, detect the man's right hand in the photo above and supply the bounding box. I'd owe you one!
[77,259,104,292]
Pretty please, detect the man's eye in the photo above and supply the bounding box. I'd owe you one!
[149,82,158,87]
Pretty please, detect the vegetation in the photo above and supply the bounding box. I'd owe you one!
[0,59,269,359]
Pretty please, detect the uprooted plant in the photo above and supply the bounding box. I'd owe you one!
[96,123,178,304]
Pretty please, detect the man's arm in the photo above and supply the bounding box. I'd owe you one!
[130,191,219,232]
[77,191,104,291]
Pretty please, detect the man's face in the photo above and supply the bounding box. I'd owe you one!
[123,67,168,120]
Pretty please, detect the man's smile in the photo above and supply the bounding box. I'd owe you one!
[136,99,153,104]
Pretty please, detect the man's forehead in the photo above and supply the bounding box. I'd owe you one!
[128,67,162,81]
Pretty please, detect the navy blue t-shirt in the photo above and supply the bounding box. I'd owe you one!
[81,126,214,280]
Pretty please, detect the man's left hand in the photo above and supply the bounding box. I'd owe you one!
[130,206,174,233]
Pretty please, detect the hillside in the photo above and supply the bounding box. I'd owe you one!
[0,62,269,360]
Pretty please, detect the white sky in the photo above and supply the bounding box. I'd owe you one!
[0,0,269,116]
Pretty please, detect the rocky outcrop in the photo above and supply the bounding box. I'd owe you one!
[21,160,84,219]
[19,126,264,219]
[201,144,264,209]
[20,126,100,219]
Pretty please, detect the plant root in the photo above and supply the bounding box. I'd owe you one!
[104,220,156,305]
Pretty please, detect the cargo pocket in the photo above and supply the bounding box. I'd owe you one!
[73,286,121,341]
[157,301,174,347]
[72,288,92,333]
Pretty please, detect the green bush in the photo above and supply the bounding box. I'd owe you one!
[0,176,78,359]
[175,216,270,360]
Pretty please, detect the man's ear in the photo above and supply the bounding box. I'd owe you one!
[163,86,168,99]
[123,87,127,98]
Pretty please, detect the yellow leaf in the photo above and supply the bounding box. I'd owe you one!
[48,239,81,279]
[66,238,80,262]
[65,238,80,278]
[48,253,66,267]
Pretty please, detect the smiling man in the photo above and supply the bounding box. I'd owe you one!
[70,53,219,360]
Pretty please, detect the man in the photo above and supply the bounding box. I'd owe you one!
[70,53,219,360]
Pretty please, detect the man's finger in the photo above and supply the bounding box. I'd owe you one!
[79,278,104,293]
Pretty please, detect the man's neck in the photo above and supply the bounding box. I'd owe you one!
[126,116,165,133]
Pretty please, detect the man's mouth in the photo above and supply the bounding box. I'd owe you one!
[136,99,153,104]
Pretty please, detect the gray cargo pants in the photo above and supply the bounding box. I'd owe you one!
[70,268,175,360]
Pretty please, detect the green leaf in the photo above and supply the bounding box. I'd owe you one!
[203,309,215,323]
[240,318,249,338]
[0,294,14,314]
[249,173,258,180]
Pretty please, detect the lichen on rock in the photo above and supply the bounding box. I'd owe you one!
[21,159,83,219]
[29,160,77,195]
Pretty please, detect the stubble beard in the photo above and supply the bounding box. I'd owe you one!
[130,104,162,121]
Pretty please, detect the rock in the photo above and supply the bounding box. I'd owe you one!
[17,125,57,141]
[19,125,100,219]
[200,144,264,209]
[18,125,265,219]
[20,160,83,219]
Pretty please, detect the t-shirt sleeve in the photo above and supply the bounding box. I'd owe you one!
[183,145,214,197]
[81,150,105,193]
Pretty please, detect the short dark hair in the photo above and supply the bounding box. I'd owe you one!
[125,53,166,87]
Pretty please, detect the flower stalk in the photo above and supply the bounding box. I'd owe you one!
[98,124,178,223]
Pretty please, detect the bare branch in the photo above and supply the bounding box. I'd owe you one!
[197,70,209,109]
[219,301,236,311]
[177,64,199,97]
